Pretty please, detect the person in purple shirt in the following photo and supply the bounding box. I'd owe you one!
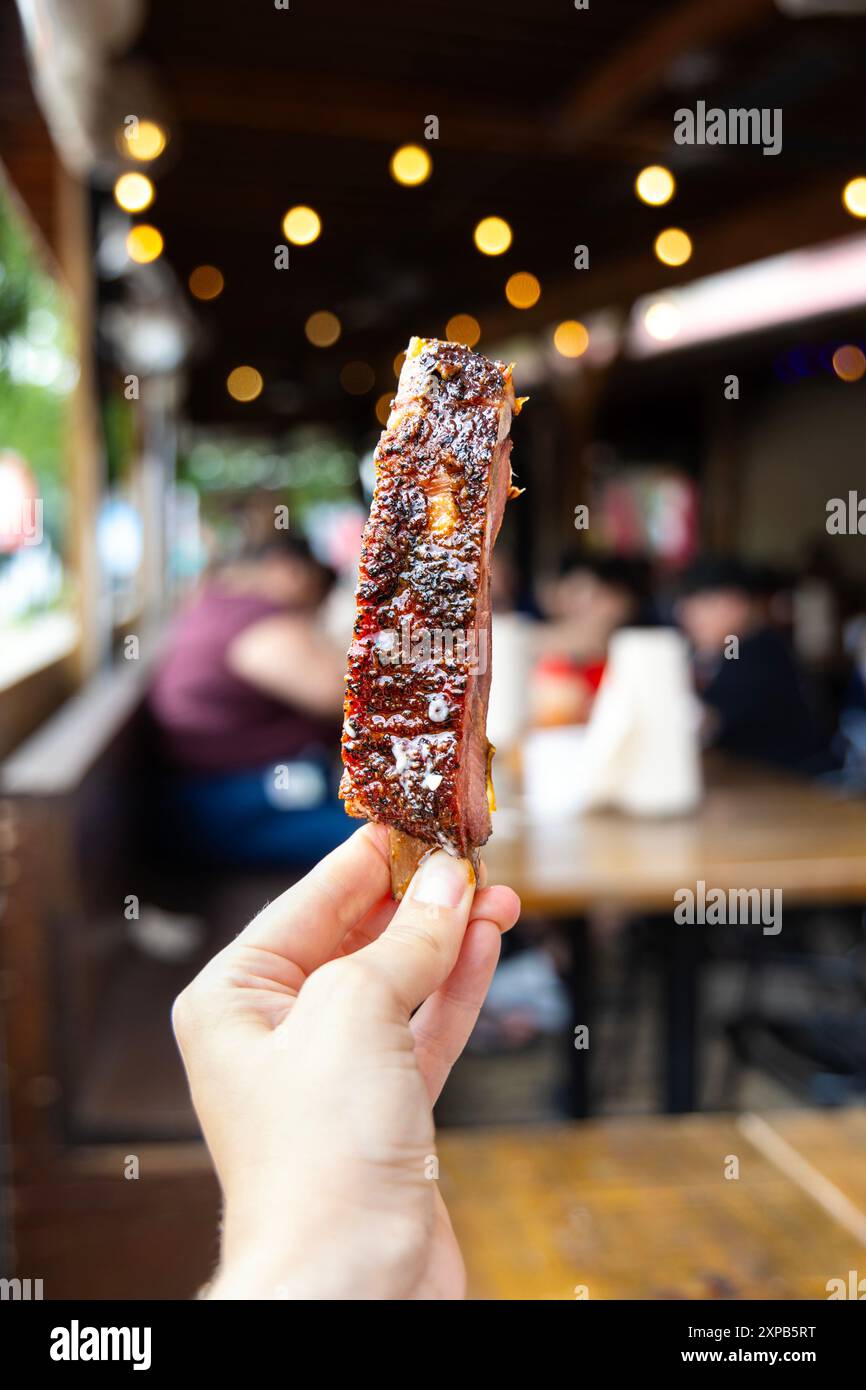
[148,534,353,866]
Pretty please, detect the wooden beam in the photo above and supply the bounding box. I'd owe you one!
[556,0,776,145]
[168,63,545,154]
[55,164,106,681]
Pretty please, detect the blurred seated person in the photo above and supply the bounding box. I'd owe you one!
[841,616,866,714]
[532,552,651,725]
[148,534,352,867]
[834,616,866,788]
[675,557,830,772]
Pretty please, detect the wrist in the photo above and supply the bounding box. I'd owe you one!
[207,1252,313,1301]
[210,1199,423,1301]
[210,1210,330,1301]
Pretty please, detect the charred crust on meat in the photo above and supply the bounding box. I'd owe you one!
[341,337,518,860]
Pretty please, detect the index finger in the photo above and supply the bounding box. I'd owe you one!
[240,822,391,975]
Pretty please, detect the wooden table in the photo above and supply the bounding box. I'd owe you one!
[484,756,866,914]
[482,758,866,1115]
[438,1108,866,1300]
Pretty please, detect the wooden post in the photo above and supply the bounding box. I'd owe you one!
[55,163,107,682]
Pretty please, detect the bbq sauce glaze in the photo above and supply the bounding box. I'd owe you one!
[340,337,518,856]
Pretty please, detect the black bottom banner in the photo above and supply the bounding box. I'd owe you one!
[1,1296,861,1374]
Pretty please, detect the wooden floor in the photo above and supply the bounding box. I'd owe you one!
[15,1109,866,1300]
[437,1109,866,1300]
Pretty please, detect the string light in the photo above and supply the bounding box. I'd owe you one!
[654,228,692,267]
[114,172,154,213]
[832,345,866,382]
[126,225,163,263]
[227,366,263,402]
[389,144,432,186]
[644,301,681,341]
[282,205,322,245]
[635,166,675,206]
[375,392,393,425]
[305,311,341,347]
[505,272,541,309]
[553,320,590,357]
[842,178,866,218]
[188,265,224,300]
[445,314,481,347]
[121,120,167,161]
[474,216,512,255]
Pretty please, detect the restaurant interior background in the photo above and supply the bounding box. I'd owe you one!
[3,0,866,1301]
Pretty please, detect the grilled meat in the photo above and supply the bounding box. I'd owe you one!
[340,335,521,896]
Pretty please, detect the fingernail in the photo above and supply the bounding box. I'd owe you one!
[410,851,472,908]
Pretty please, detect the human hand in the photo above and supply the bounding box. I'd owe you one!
[172,824,520,1300]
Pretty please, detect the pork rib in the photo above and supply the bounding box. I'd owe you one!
[340,336,520,897]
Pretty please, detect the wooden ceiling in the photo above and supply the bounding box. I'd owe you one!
[5,0,866,431]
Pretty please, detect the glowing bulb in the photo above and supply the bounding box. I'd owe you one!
[445,314,481,347]
[126,224,163,264]
[375,392,393,426]
[114,172,154,213]
[644,301,681,342]
[393,351,406,379]
[474,216,512,256]
[553,320,589,358]
[842,178,866,218]
[188,265,224,301]
[635,165,675,206]
[389,144,432,186]
[654,227,692,267]
[832,345,866,382]
[340,361,375,394]
[121,120,167,162]
[282,205,322,245]
[305,310,341,347]
[227,366,263,402]
[505,272,541,309]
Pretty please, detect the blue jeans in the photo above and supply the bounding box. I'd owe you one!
[157,757,355,868]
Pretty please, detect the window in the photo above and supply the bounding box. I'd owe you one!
[0,170,78,688]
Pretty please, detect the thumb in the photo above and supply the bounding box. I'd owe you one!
[359,850,476,1015]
